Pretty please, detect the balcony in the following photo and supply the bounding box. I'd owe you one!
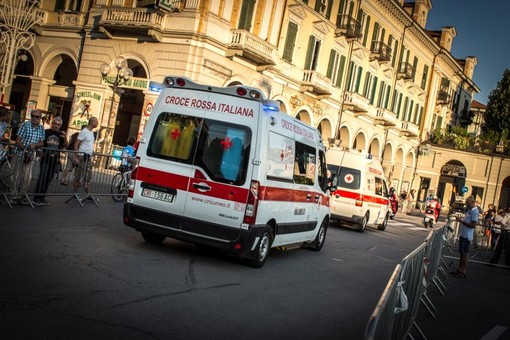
[31,9,85,33]
[397,62,415,81]
[343,91,369,113]
[374,108,397,127]
[370,41,392,63]
[436,90,451,105]
[399,121,419,137]
[98,8,167,41]
[300,71,331,97]
[227,30,276,70]
[334,15,362,41]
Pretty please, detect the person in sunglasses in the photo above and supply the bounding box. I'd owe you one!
[10,109,45,204]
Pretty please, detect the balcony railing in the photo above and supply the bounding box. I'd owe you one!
[335,15,362,40]
[370,41,392,63]
[437,90,451,105]
[301,70,332,96]
[227,29,276,68]
[100,8,165,26]
[399,121,419,137]
[397,62,415,81]
[33,9,86,28]
[343,91,369,113]
[374,108,397,127]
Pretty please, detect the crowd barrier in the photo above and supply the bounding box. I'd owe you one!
[0,142,129,209]
[365,214,510,340]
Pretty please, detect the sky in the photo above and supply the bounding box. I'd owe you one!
[425,0,510,104]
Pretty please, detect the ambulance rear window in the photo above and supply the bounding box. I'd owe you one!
[148,112,251,185]
[337,167,361,190]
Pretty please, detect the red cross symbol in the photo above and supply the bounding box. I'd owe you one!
[344,174,354,183]
[170,128,181,140]
[220,137,233,150]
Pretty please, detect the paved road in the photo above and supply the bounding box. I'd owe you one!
[1,200,509,340]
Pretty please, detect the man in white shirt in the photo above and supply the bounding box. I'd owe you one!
[452,196,479,278]
[491,208,510,265]
[73,117,98,197]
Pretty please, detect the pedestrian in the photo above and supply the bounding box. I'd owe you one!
[60,125,86,186]
[33,117,67,205]
[483,203,496,248]
[0,106,10,142]
[400,190,408,215]
[10,109,45,204]
[452,196,479,278]
[120,137,136,173]
[406,189,416,213]
[490,209,505,250]
[490,208,510,265]
[73,116,98,199]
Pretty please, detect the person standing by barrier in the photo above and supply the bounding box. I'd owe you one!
[490,208,510,265]
[10,109,45,204]
[61,125,85,186]
[33,117,67,206]
[452,196,479,278]
[73,117,98,199]
[120,137,136,173]
[0,106,10,142]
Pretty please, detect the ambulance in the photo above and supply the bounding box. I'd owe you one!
[123,76,330,267]
[326,147,389,232]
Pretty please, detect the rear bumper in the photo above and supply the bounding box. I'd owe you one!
[123,203,265,256]
[331,213,363,225]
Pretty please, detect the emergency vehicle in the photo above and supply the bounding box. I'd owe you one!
[326,147,389,232]
[123,76,330,267]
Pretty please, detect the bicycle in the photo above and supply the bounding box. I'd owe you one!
[0,147,14,189]
[111,167,132,202]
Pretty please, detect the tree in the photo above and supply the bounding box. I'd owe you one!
[482,69,510,135]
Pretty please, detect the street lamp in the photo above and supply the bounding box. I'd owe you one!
[0,0,42,104]
[99,56,133,155]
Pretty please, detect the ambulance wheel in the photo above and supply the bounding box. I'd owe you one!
[378,214,389,231]
[142,232,166,244]
[356,213,368,233]
[245,228,273,268]
[307,219,328,251]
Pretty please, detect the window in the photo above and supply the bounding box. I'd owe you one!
[421,65,429,90]
[148,113,252,185]
[238,0,256,30]
[282,21,298,63]
[375,177,387,196]
[304,36,321,70]
[326,51,346,88]
[293,142,316,185]
[336,166,361,190]
[346,61,362,92]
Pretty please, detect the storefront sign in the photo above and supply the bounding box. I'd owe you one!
[441,164,466,178]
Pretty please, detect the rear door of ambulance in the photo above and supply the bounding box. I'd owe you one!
[180,91,258,238]
[135,85,257,239]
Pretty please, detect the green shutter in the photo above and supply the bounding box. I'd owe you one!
[421,65,429,90]
[355,66,363,93]
[283,22,298,62]
[372,22,379,44]
[326,0,334,19]
[370,76,378,104]
[326,50,336,78]
[346,61,354,91]
[363,15,370,46]
[304,36,315,70]
[238,0,255,30]
[339,0,346,15]
[336,55,346,88]
[385,85,391,109]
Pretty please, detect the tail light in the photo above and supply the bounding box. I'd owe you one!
[127,161,139,199]
[243,180,260,224]
[355,195,363,207]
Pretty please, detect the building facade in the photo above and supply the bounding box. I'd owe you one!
[2,0,510,209]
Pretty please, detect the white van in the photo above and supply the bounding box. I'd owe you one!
[123,76,330,267]
[326,147,389,232]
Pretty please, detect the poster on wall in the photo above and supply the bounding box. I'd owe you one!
[137,100,154,141]
[70,89,102,129]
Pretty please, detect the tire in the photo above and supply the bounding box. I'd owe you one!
[307,218,328,251]
[111,173,126,202]
[142,232,166,244]
[356,213,368,233]
[245,228,273,268]
[0,157,13,189]
[377,213,389,231]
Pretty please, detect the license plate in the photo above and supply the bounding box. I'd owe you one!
[142,188,174,202]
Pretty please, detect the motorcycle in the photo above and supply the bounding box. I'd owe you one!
[388,197,398,220]
[423,207,437,228]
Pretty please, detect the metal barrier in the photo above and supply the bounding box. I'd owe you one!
[0,143,131,208]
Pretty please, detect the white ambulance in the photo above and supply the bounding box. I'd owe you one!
[326,147,389,232]
[123,76,330,267]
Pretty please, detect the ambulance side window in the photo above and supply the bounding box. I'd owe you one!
[337,167,360,189]
[293,142,315,186]
[375,177,384,196]
[317,149,328,191]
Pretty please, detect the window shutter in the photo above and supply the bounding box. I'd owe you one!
[370,76,378,104]
[326,50,336,78]
[304,36,315,70]
[326,0,334,19]
[372,22,379,44]
[363,15,371,46]
[238,0,256,30]
[355,66,363,93]
[336,55,346,88]
[283,22,298,62]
